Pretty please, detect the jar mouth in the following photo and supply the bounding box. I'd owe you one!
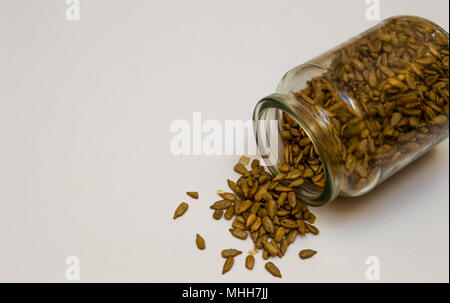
[253,93,340,206]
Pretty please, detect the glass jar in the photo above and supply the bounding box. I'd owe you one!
[253,16,449,206]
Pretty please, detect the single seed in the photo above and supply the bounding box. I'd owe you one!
[289,178,305,188]
[239,155,251,166]
[266,199,277,218]
[251,159,260,169]
[265,262,282,278]
[210,200,232,210]
[274,226,286,242]
[238,200,252,214]
[274,186,293,192]
[297,220,306,235]
[288,192,297,208]
[222,257,234,274]
[280,219,297,229]
[229,228,248,240]
[299,249,317,259]
[232,220,246,230]
[246,213,257,228]
[245,255,255,270]
[250,217,262,232]
[234,163,248,174]
[224,206,234,220]
[195,234,206,250]
[305,223,319,235]
[262,216,275,234]
[213,210,223,220]
[263,240,280,256]
[219,192,236,201]
[286,229,298,244]
[280,239,288,256]
[186,191,199,199]
[222,249,242,258]
[173,202,188,219]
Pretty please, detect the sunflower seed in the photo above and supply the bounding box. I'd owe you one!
[195,234,206,250]
[173,202,188,219]
[265,262,282,278]
[245,255,255,270]
[221,249,242,258]
[222,257,234,274]
[299,249,317,259]
[186,191,199,199]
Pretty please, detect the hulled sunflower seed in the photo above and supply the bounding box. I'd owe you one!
[245,255,255,270]
[195,234,206,250]
[299,249,317,259]
[173,202,188,219]
[210,200,232,210]
[265,262,282,278]
[222,249,242,258]
[222,257,234,274]
[213,210,223,220]
[186,191,199,199]
[229,228,248,240]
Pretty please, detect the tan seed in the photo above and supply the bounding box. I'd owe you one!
[213,210,223,220]
[234,163,248,175]
[173,202,188,219]
[299,249,317,259]
[239,155,251,166]
[195,234,206,250]
[266,199,277,218]
[287,192,297,208]
[274,226,286,242]
[229,228,248,240]
[246,213,257,228]
[262,216,275,234]
[186,191,199,199]
[238,200,252,214]
[245,255,255,270]
[210,199,232,210]
[224,206,234,220]
[263,240,280,256]
[221,249,242,258]
[222,257,234,274]
[305,223,319,235]
[265,262,282,278]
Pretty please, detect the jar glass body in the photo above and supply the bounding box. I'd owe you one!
[253,16,449,206]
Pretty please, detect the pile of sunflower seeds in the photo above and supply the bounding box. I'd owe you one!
[211,155,319,278]
[174,156,319,278]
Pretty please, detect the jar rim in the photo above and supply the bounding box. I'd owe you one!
[253,93,340,206]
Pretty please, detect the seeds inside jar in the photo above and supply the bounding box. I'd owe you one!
[280,16,449,196]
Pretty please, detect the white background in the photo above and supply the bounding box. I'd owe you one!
[0,0,448,282]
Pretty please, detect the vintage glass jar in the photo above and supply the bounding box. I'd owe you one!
[253,16,449,206]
